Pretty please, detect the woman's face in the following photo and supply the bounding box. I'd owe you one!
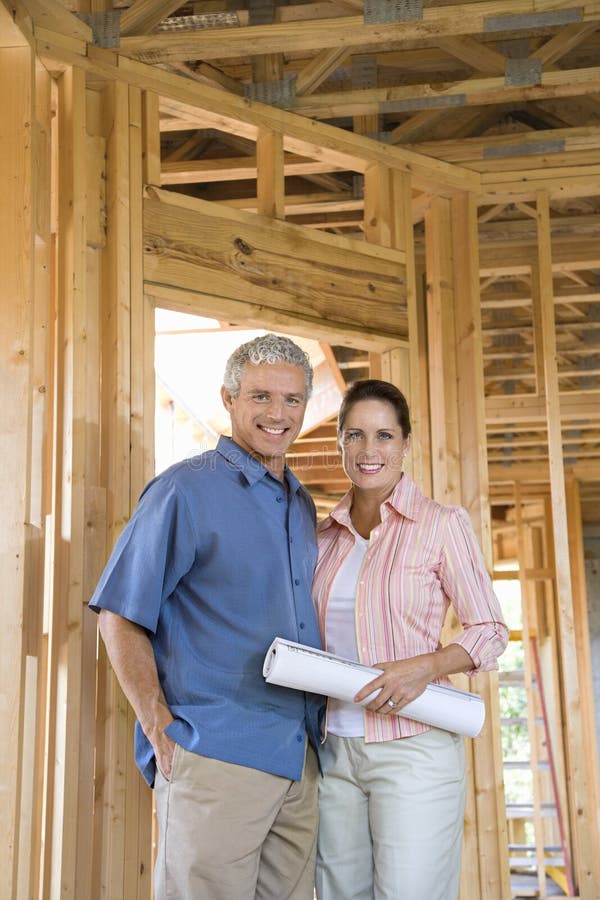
[339,398,410,497]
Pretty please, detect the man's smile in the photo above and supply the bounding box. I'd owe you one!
[259,425,287,435]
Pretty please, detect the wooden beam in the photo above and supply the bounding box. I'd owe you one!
[160,153,347,185]
[531,21,600,65]
[489,460,600,484]
[486,392,600,423]
[117,0,600,62]
[480,163,600,202]
[143,186,409,349]
[407,125,600,164]
[34,42,480,196]
[388,108,456,145]
[16,0,91,41]
[218,192,361,215]
[120,0,183,37]
[290,66,600,119]
[479,238,600,274]
[435,34,505,75]
[295,46,349,96]
[169,61,245,96]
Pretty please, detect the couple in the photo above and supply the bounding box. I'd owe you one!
[90,333,508,900]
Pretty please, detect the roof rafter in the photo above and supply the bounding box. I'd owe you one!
[117,0,600,63]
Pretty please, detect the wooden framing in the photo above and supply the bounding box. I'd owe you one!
[1,9,37,895]
[1,0,599,898]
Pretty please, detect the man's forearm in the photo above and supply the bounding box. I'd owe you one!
[98,609,174,744]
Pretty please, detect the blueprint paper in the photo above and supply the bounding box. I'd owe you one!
[263,637,485,738]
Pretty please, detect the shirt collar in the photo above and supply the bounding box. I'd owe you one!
[216,435,303,495]
[320,474,422,531]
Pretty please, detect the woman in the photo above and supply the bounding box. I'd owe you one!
[312,380,508,900]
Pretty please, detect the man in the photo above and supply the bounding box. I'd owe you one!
[90,333,324,900]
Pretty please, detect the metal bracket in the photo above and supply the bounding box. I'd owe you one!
[352,56,378,90]
[157,13,240,31]
[76,11,121,48]
[484,139,565,159]
[484,7,582,32]
[247,0,275,25]
[352,175,365,200]
[364,0,423,25]
[381,94,466,113]
[244,77,296,107]
[496,38,530,59]
[505,58,542,87]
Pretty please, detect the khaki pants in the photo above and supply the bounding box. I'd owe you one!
[316,730,466,900]
[154,743,319,900]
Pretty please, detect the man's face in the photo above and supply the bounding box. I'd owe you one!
[221,362,308,479]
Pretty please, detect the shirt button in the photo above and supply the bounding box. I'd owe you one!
[294,578,300,586]
[276,496,284,503]
[299,622,305,629]
[296,734,303,742]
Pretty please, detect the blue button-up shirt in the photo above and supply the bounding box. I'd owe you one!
[89,436,323,786]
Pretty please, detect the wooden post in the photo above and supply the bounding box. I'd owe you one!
[565,478,600,888]
[535,190,599,898]
[92,78,155,900]
[425,192,511,900]
[38,62,95,900]
[456,191,511,900]
[256,128,285,219]
[0,10,36,898]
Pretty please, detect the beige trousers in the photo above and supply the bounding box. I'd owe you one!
[154,743,319,900]
[316,730,466,900]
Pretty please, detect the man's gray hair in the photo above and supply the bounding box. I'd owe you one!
[223,333,313,398]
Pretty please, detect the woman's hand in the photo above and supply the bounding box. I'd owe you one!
[354,655,435,715]
[354,644,475,715]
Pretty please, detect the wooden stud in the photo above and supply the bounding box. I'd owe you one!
[142,90,161,187]
[564,478,600,888]
[128,84,154,899]
[97,79,134,900]
[452,191,511,900]
[42,62,91,900]
[535,189,599,899]
[424,195,461,504]
[514,485,550,899]
[0,15,35,898]
[256,128,285,220]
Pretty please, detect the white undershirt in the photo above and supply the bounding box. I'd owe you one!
[324,531,369,737]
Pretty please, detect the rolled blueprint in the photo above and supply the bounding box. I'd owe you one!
[263,637,486,738]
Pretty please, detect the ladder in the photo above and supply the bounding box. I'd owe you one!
[501,629,574,898]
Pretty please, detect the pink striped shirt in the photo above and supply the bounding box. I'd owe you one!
[312,475,509,743]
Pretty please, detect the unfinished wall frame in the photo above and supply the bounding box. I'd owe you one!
[1,1,599,898]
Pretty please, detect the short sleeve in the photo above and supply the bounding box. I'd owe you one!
[88,476,197,633]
